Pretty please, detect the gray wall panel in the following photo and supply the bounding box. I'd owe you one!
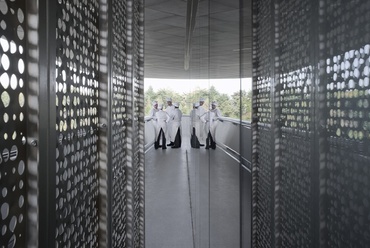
[1,0,145,246]
[0,1,27,247]
[252,0,370,247]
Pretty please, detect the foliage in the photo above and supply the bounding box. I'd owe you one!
[144,86,252,121]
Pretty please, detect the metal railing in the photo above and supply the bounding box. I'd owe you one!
[144,115,252,170]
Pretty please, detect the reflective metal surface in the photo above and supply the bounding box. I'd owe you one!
[1,0,145,247]
[0,1,27,247]
[252,0,370,247]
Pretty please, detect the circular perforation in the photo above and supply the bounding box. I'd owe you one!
[252,1,275,247]
[0,1,27,247]
[55,0,100,247]
[324,1,370,247]
[326,45,370,144]
[111,1,129,246]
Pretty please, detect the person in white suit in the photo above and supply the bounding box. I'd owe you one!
[198,97,206,145]
[204,101,222,149]
[148,101,159,144]
[168,102,182,148]
[148,101,159,124]
[154,104,170,149]
[190,102,203,148]
[165,97,175,146]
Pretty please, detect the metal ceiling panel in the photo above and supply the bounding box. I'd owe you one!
[144,0,252,79]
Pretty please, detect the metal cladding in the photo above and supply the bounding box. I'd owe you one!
[252,0,370,247]
[0,1,27,247]
[0,0,144,247]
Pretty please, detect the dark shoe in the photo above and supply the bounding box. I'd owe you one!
[205,137,210,149]
[171,146,180,149]
[211,142,216,149]
[167,142,174,146]
[162,146,167,149]
[199,144,205,146]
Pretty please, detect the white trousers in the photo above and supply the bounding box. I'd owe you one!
[156,121,167,140]
[191,121,201,140]
[170,121,181,142]
[205,121,218,140]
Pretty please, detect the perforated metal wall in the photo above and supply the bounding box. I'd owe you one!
[55,0,100,246]
[252,0,274,247]
[1,0,145,247]
[111,0,129,247]
[252,0,370,247]
[103,0,145,247]
[275,0,316,247]
[322,1,370,247]
[0,1,27,247]
[132,0,145,246]
[121,0,145,246]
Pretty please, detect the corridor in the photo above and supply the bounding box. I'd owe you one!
[145,129,241,248]
[1,0,369,247]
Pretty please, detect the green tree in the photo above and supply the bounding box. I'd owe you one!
[184,88,210,113]
[144,88,184,114]
[230,90,252,120]
[144,86,252,121]
[206,86,234,117]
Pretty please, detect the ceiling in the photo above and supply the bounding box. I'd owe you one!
[144,0,252,79]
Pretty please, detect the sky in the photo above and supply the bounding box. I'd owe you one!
[144,78,252,95]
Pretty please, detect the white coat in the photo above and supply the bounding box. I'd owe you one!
[198,105,206,142]
[165,105,175,140]
[204,108,222,139]
[155,110,170,139]
[169,107,182,142]
[190,108,202,139]
[148,107,159,138]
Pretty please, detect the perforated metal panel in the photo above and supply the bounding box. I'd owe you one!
[55,0,100,246]
[132,0,145,246]
[1,0,145,247]
[275,0,315,247]
[0,1,27,247]
[252,0,370,247]
[108,0,145,247]
[252,0,274,247]
[252,127,274,248]
[111,0,128,247]
[322,1,370,246]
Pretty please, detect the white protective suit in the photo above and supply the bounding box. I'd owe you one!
[198,103,206,143]
[155,109,170,141]
[190,105,202,142]
[165,103,175,142]
[169,106,182,144]
[203,104,222,149]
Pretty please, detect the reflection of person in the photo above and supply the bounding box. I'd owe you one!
[148,101,159,121]
[204,101,222,149]
[168,102,182,148]
[154,104,170,149]
[198,98,206,145]
[148,100,159,142]
[165,97,175,145]
[190,103,201,148]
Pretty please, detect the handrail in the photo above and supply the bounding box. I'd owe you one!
[218,117,251,127]
[144,115,253,171]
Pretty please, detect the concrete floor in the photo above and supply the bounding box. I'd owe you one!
[145,134,240,248]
